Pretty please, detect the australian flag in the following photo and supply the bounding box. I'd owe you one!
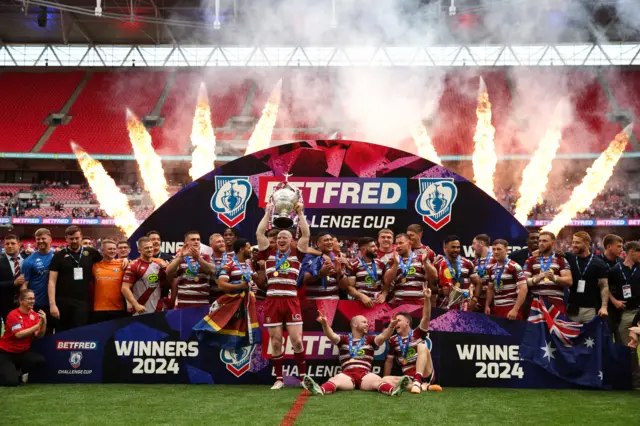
[520,296,630,389]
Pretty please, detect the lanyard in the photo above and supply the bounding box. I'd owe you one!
[445,255,462,283]
[477,250,492,277]
[399,252,415,278]
[233,255,253,283]
[348,333,366,358]
[275,250,290,271]
[400,329,413,359]
[66,248,82,267]
[494,258,509,289]
[539,255,553,273]
[185,256,200,275]
[321,252,335,289]
[359,256,378,282]
[575,253,594,279]
[619,263,638,285]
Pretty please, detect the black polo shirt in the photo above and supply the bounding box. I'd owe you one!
[597,254,623,270]
[510,248,532,267]
[565,252,608,312]
[608,262,640,310]
[50,247,102,303]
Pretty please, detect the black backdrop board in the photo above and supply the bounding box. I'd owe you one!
[128,140,528,255]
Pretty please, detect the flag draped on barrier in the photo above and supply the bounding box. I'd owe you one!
[520,296,631,389]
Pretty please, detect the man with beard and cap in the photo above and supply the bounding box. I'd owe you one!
[564,231,609,324]
[1,235,27,324]
[523,231,572,315]
[344,237,389,307]
[435,235,482,311]
[383,287,442,394]
[511,231,539,267]
[471,234,493,313]
[20,229,54,329]
[385,234,437,306]
[484,239,528,320]
[223,228,239,253]
[48,226,102,331]
[302,312,410,396]
[256,201,310,390]
[302,232,344,301]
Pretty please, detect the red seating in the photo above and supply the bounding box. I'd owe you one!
[42,71,170,154]
[0,71,84,152]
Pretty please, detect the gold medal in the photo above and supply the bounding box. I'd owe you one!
[402,359,408,365]
[401,278,407,283]
[273,271,279,277]
[455,282,460,288]
[193,276,199,282]
[542,276,550,282]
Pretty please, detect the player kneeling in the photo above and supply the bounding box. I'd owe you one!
[302,313,411,396]
[383,288,442,394]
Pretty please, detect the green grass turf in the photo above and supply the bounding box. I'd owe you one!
[0,385,638,425]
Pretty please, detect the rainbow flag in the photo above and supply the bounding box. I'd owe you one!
[193,290,261,349]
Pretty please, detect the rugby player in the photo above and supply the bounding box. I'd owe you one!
[209,233,232,301]
[406,224,435,262]
[302,312,411,396]
[471,234,492,312]
[256,201,310,389]
[435,235,482,310]
[383,287,442,393]
[121,237,168,315]
[385,234,437,306]
[377,229,395,264]
[302,232,343,301]
[344,237,388,307]
[484,239,528,320]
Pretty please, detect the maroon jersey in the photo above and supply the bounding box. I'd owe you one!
[487,259,526,308]
[304,253,342,300]
[218,258,254,294]
[123,258,167,313]
[387,327,428,374]
[435,256,478,308]
[474,252,493,303]
[391,252,428,305]
[211,252,233,300]
[263,248,304,298]
[175,254,213,308]
[524,255,569,303]
[337,334,377,373]
[348,257,386,299]
[412,244,436,262]
[377,248,395,265]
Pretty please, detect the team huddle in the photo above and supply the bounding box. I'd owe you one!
[5,196,638,392]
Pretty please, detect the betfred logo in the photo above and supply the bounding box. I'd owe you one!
[258,177,406,210]
[261,331,388,360]
[56,341,98,350]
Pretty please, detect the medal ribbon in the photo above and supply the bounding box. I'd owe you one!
[321,252,335,289]
[445,255,462,284]
[539,255,553,273]
[233,255,253,283]
[575,253,594,279]
[477,250,492,277]
[185,255,200,276]
[348,333,366,358]
[399,252,415,279]
[274,250,290,272]
[359,256,378,282]
[494,258,509,289]
[214,252,227,277]
[400,329,413,360]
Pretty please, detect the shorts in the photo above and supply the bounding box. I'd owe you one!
[263,297,303,327]
[493,305,522,320]
[342,368,374,389]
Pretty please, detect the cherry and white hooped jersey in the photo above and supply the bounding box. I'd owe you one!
[175,254,213,308]
[474,253,493,301]
[337,334,377,373]
[347,258,386,299]
[391,253,428,304]
[487,259,526,307]
[263,248,304,298]
[387,327,428,374]
[122,258,167,313]
[435,256,478,308]
[524,255,569,302]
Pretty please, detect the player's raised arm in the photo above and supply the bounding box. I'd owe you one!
[419,288,432,331]
[256,203,271,251]
[384,252,399,286]
[296,202,310,253]
[165,246,185,281]
[317,310,340,345]
[374,316,399,347]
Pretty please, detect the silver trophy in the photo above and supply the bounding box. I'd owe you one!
[269,174,301,229]
[446,284,475,310]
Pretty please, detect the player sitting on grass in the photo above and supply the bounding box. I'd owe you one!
[383,287,443,394]
[302,312,411,396]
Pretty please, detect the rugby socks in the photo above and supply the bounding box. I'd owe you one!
[294,351,307,376]
[273,354,284,381]
[414,373,424,383]
[377,383,394,395]
[320,381,336,395]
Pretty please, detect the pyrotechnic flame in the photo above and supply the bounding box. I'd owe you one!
[71,142,138,237]
[189,83,217,181]
[126,110,169,209]
[245,79,282,155]
[514,109,564,224]
[411,122,442,165]
[472,77,498,198]
[542,124,632,236]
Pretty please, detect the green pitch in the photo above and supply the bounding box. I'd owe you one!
[1,385,637,425]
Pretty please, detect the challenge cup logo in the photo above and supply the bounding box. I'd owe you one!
[415,178,458,231]
[211,176,253,227]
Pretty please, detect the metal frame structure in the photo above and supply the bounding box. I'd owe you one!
[2,43,640,67]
